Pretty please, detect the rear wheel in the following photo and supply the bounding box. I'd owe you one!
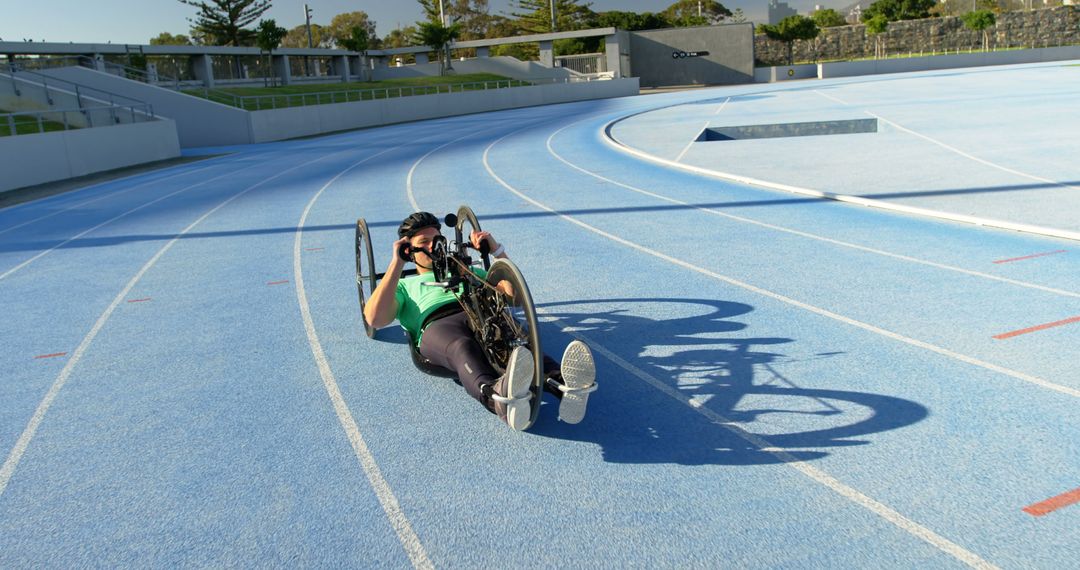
[355,218,377,338]
[481,259,542,429]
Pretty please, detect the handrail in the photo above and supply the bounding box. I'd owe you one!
[192,75,600,111]
[1,103,156,136]
[4,64,149,108]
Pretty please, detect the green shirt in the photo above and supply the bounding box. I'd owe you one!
[395,267,487,345]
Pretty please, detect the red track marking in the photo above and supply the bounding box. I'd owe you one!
[305,247,325,252]
[267,280,290,285]
[993,315,1080,340]
[993,250,1066,264]
[1023,487,1080,517]
[127,298,152,303]
[34,352,67,359]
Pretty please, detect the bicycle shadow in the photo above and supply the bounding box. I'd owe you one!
[528,298,929,466]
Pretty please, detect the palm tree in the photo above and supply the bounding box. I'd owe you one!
[413,21,461,75]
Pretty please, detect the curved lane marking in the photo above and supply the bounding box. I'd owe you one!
[544,116,1080,300]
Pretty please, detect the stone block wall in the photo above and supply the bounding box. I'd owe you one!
[755,6,1079,66]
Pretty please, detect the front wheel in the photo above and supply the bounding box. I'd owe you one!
[355,218,377,338]
[481,259,542,429]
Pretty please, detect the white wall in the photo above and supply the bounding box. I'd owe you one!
[249,78,639,143]
[0,119,180,192]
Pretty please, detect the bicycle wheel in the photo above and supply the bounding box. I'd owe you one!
[355,218,377,338]
[481,259,543,429]
[454,204,490,267]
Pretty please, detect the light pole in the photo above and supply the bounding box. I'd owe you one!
[438,0,453,72]
[551,0,557,32]
[304,3,313,77]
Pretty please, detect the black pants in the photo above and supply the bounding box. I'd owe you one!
[418,311,561,411]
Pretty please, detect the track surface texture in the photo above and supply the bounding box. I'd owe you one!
[1,62,1077,568]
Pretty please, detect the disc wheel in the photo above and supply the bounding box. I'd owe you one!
[482,259,543,429]
[355,218,377,338]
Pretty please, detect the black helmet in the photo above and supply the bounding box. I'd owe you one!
[398,211,441,238]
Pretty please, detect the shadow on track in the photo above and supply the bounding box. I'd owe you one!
[527,297,929,466]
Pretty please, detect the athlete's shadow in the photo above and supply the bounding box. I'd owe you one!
[529,298,928,466]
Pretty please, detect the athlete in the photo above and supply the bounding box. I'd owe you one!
[363,212,596,430]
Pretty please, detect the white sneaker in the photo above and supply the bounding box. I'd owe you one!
[557,340,596,424]
[491,346,534,431]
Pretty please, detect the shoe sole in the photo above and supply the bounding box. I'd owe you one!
[505,347,534,431]
[558,340,595,424]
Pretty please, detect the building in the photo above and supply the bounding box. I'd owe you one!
[768,0,798,24]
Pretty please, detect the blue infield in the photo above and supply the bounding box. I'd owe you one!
[0,61,1077,567]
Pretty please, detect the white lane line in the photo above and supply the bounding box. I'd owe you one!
[296,148,433,569]
[0,159,230,237]
[602,109,1080,243]
[0,160,267,281]
[0,150,344,501]
[714,96,731,115]
[674,120,711,163]
[483,137,1007,568]
[544,121,1080,300]
[537,308,999,570]
[487,133,1080,398]
[815,89,1080,193]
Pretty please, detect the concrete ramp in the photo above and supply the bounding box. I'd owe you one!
[38,66,252,148]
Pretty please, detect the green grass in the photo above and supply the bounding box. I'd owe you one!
[0,111,73,137]
[183,73,532,111]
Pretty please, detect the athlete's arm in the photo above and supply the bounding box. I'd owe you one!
[364,237,409,329]
[471,230,514,297]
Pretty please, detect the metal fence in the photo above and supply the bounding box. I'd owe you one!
[186,76,592,111]
[1,104,156,136]
[555,53,608,75]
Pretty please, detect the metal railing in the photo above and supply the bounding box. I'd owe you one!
[4,63,150,110]
[186,75,604,111]
[1,104,156,136]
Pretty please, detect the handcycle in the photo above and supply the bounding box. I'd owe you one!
[355,205,545,430]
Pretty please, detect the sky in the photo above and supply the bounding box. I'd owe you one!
[1,0,853,45]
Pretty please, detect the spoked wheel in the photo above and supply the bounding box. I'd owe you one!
[355,218,377,338]
[481,259,543,430]
[454,204,489,268]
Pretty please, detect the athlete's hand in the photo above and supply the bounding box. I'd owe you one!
[470,231,499,254]
[393,236,410,263]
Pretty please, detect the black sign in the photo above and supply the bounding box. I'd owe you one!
[672,50,710,59]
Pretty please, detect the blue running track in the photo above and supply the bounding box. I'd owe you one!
[1,62,1077,568]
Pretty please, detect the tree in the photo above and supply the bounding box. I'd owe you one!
[150,31,193,45]
[729,8,747,24]
[327,11,379,49]
[338,26,370,53]
[413,20,462,73]
[759,14,819,65]
[961,9,996,51]
[282,23,330,48]
[662,0,732,26]
[812,8,848,28]
[861,0,935,23]
[178,0,271,46]
[592,10,670,31]
[383,26,418,49]
[865,14,888,58]
[511,0,595,34]
[255,18,286,86]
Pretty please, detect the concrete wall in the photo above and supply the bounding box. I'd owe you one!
[249,78,639,143]
[38,67,252,147]
[628,24,755,87]
[754,63,818,83]
[755,5,1079,66]
[818,45,1080,78]
[0,119,180,192]
[371,56,572,81]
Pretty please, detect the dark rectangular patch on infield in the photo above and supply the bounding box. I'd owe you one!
[698,118,879,141]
